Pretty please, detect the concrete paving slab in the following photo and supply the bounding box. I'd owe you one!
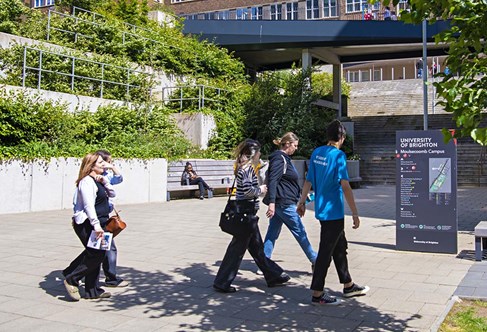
[0,184,485,331]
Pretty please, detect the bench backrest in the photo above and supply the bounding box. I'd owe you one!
[167,160,235,189]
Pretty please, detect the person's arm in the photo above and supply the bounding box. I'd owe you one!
[341,179,360,229]
[297,180,312,217]
[78,178,104,233]
[265,155,284,218]
[104,163,123,185]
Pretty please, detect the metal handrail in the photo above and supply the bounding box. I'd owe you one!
[162,85,227,112]
[21,46,153,100]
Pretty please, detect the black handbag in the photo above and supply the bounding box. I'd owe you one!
[219,179,258,236]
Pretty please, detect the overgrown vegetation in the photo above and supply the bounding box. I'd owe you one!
[243,69,348,158]
[0,89,193,160]
[0,0,346,161]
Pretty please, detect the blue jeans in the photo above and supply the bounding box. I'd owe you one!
[263,204,317,264]
[102,239,122,285]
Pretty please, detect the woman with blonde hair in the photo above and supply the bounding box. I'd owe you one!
[263,132,317,270]
[213,139,291,293]
[63,152,115,301]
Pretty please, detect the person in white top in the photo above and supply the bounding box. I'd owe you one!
[63,152,115,301]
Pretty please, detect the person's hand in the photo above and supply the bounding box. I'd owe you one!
[297,203,306,217]
[94,175,105,183]
[103,162,114,170]
[266,203,275,218]
[260,184,267,195]
[352,215,360,229]
[95,229,104,240]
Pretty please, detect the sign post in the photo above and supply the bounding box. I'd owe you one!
[396,130,457,253]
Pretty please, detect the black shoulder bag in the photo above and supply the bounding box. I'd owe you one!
[219,179,258,236]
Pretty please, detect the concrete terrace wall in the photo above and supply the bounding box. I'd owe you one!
[0,158,167,214]
[348,79,447,117]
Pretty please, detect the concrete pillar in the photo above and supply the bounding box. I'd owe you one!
[302,49,312,72]
[333,63,342,118]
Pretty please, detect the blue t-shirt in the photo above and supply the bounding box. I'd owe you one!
[306,145,349,221]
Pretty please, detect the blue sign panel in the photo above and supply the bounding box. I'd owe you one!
[396,130,457,253]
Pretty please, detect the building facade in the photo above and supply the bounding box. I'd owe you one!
[164,0,410,21]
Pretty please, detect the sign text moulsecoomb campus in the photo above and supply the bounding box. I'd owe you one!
[396,130,458,254]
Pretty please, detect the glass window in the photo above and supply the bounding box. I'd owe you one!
[217,11,229,20]
[346,0,372,13]
[236,8,245,20]
[323,0,337,17]
[306,0,319,19]
[270,4,283,20]
[286,2,299,20]
[251,6,263,20]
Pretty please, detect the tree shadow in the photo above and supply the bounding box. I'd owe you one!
[40,262,426,331]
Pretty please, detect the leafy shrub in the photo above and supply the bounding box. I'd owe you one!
[0,89,194,160]
[243,68,337,158]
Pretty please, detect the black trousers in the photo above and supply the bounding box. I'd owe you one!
[214,219,283,290]
[64,219,106,298]
[310,219,352,292]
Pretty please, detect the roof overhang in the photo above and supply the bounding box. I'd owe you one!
[182,19,451,71]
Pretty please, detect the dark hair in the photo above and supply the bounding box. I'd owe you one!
[234,139,261,175]
[185,162,193,171]
[326,120,346,142]
[95,149,111,162]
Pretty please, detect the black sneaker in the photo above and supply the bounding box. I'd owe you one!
[311,293,341,305]
[267,273,291,287]
[343,283,370,298]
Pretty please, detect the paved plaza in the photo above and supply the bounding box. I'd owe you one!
[0,185,486,331]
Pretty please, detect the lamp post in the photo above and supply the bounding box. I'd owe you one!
[422,19,428,130]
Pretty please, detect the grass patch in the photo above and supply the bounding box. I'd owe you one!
[440,299,487,332]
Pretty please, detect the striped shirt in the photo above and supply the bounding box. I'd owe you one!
[236,164,261,210]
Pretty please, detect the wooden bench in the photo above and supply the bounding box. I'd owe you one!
[475,221,487,261]
[167,160,235,201]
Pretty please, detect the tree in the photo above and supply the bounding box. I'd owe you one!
[379,0,487,145]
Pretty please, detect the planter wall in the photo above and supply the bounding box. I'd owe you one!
[0,158,167,214]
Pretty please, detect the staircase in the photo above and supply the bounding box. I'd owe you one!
[351,114,487,186]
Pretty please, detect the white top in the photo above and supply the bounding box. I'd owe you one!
[72,176,116,232]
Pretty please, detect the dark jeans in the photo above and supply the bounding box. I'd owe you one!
[189,177,211,196]
[63,236,121,285]
[64,219,106,298]
[214,213,283,290]
[310,218,352,292]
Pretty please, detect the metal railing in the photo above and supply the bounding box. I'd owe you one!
[21,46,153,100]
[162,85,228,112]
[46,7,186,55]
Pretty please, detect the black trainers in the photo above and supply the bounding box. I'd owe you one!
[311,293,341,305]
[343,283,370,298]
[267,273,291,287]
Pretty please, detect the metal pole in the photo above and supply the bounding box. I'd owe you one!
[422,19,428,130]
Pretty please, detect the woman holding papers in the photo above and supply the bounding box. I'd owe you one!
[63,152,115,301]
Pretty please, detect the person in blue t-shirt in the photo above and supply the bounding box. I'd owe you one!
[297,120,369,305]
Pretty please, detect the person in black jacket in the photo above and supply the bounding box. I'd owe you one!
[181,162,212,199]
[263,132,317,270]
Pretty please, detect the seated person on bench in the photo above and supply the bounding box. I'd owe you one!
[181,162,213,200]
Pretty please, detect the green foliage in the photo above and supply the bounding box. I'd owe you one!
[0,89,194,160]
[312,71,351,97]
[380,0,487,145]
[242,68,336,158]
[0,0,28,34]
